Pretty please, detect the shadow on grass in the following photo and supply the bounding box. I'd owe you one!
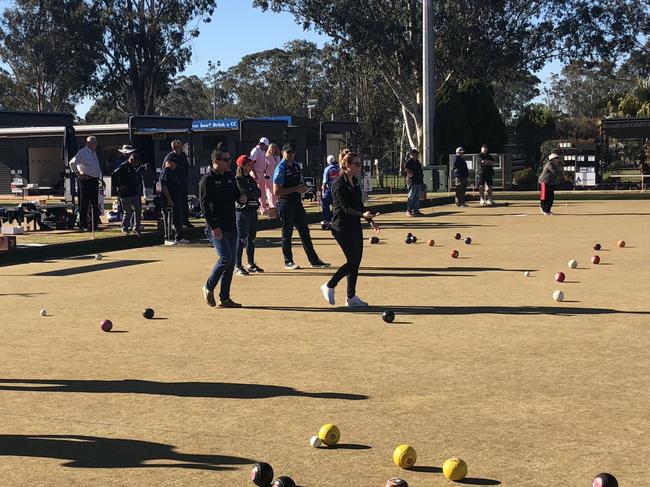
[409,465,501,484]
[0,379,367,400]
[458,478,502,485]
[262,271,474,278]
[243,304,650,317]
[328,443,372,450]
[410,465,442,473]
[360,266,535,273]
[0,292,49,297]
[0,434,254,471]
[29,260,159,277]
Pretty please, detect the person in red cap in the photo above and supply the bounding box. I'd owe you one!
[234,154,264,275]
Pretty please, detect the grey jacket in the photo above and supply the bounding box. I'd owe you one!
[538,161,563,185]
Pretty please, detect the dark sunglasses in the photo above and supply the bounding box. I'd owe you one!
[285,150,295,155]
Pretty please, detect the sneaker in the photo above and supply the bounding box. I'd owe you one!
[235,267,249,276]
[346,295,369,307]
[320,283,335,305]
[164,240,177,246]
[121,230,130,236]
[176,238,190,244]
[133,229,142,236]
[247,264,264,273]
[284,261,300,270]
[487,199,495,206]
[479,199,486,206]
[218,298,242,308]
[310,261,331,268]
[414,211,425,216]
[459,203,468,208]
[405,211,414,217]
[202,285,216,307]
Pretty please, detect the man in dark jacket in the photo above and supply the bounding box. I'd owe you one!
[163,140,193,228]
[199,144,243,308]
[112,151,142,235]
[477,144,496,206]
[453,147,469,207]
[403,148,424,216]
[272,142,330,270]
[159,158,186,245]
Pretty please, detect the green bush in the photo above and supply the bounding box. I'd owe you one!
[513,167,537,185]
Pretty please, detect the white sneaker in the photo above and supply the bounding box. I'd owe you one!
[487,199,495,206]
[176,238,190,244]
[202,285,216,307]
[346,295,368,307]
[540,208,551,216]
[284,261,300,270]
[320,283,335,305]
[164,240,177,246]
[479,199,486,206]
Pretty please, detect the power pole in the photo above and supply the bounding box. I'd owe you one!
[208,60,221,119]
[422,0,435,166]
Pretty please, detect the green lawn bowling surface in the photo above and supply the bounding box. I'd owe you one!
[1,199,649,486]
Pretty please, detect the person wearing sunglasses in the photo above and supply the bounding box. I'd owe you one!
[320,149,380,307]
[272,142,330,270]
[199,143,245,308]
[234,154,264,275]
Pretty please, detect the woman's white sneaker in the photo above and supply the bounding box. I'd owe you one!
[320,283,335,305]
[345,295,368,307]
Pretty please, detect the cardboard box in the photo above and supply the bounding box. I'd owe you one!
[0,236,17,251]
[1,226,25,235]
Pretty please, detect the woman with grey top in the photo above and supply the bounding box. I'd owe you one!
[538,153,566,215]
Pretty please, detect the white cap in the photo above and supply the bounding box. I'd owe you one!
[548,153,561,161]
[456,147,464,154]
[327,155,336,164]
[259,137,270,146]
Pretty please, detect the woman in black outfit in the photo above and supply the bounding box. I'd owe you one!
[234,154,264,275]
[320,149,380,307]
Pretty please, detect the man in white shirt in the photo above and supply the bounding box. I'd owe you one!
[249,136,269,215]
[69,136,102,231]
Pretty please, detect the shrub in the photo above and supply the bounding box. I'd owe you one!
[513,167,537,185]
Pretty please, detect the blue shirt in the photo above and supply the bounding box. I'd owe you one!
[322,163,340,191]
[273,160,303,201]
[159,167,182,205]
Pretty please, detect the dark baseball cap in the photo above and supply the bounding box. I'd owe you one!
[282,143,295,153]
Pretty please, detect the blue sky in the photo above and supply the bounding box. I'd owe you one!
[76,0,331,117]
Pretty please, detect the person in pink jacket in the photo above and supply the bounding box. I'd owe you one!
[250,137,269,215]
[264,143,281,217]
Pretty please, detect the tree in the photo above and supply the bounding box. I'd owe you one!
[458,80,506,154]
[0,0,102,113]
[515,104,557,168]
[254,0,650,151]
[208,41,401,160]
[84,97,129,124]
[93,0,217,115]
[213,40,327,119]
[544,61,631,118]
[157,75,213,119]
[608,77,650,118]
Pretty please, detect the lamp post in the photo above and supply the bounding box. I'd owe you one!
[208,60,221,119]
[422,0,435,166]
